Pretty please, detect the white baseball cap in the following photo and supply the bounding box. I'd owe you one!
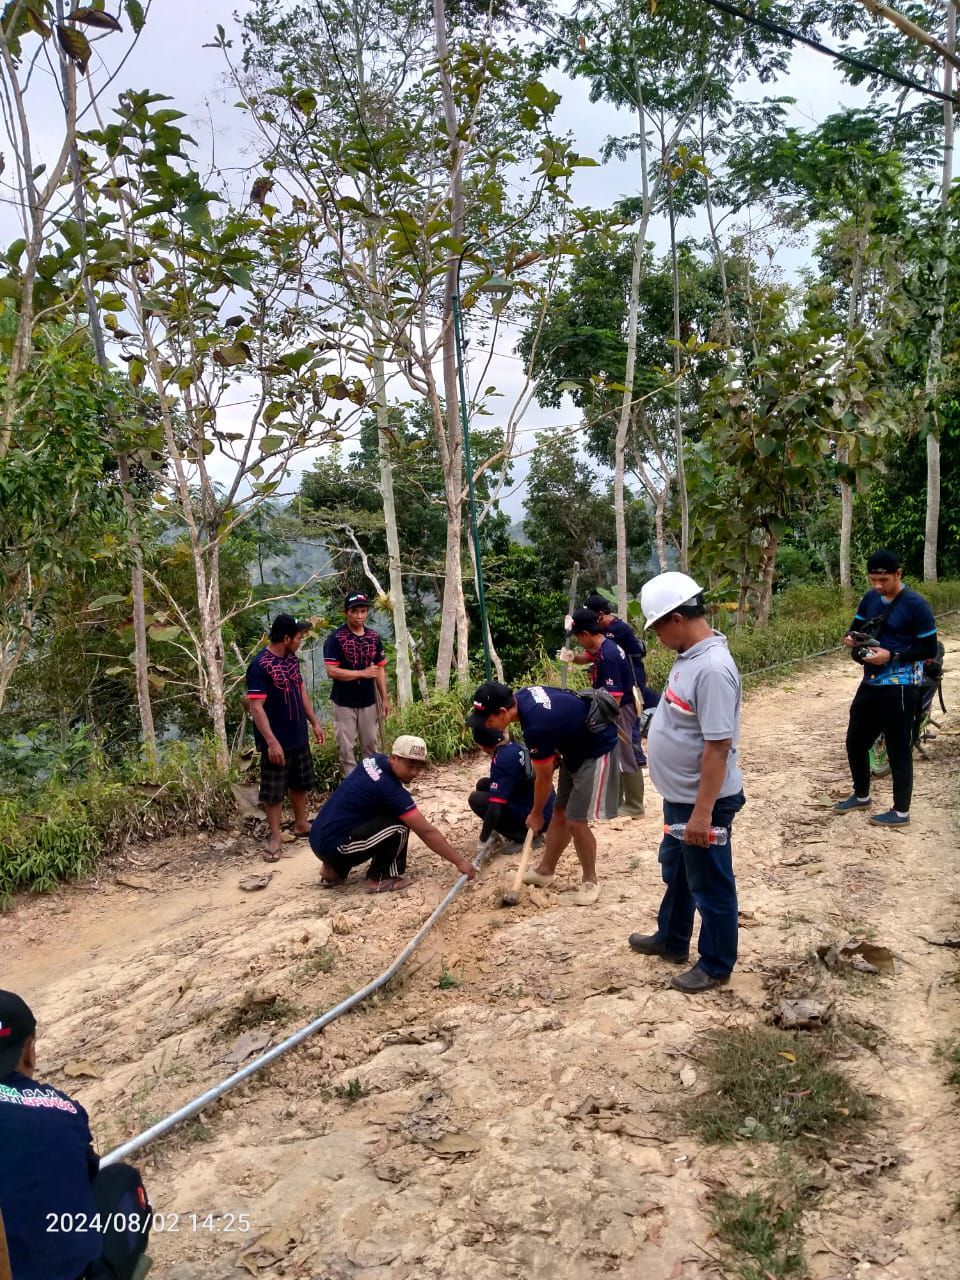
[391,735,429,762]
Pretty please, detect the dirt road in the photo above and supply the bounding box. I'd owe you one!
[2,641,959,1279]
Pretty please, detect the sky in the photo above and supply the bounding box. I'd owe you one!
[3,0,900,522]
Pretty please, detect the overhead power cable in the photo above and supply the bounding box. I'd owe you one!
[699,0,958,104]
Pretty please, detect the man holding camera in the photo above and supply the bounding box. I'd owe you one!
[835,549,938,827]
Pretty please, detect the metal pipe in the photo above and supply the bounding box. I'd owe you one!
[101,847,491,1167]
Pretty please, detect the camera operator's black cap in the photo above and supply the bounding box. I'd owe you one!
[0,990,36,1078]
[867,549,901,573]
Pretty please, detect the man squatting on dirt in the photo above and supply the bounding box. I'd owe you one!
[309,735,476,893]
[833,548,938,827]
[245,614,326,863]
[469,724,556,853]
[467,680,620,906]
[627,573,747,995]
[0,990,152,1280]
[560,606,646,819]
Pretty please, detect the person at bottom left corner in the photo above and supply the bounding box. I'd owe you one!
[0,990,152,1280]
[309,736,476,895]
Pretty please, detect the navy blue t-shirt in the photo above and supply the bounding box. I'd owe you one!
[323,625,386,709]
[0,1072,102,1280]
[246,648,308,751]
[516,686,617,772]
[605,617,647,685]
[488,741,555,828]
[590,636,635,702]
[310,753,417,853]
[851,587,937,685]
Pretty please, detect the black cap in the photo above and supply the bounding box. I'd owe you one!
[467,682,514,734]
[0,991,36,1077]
[866,549,901,573]
[344,592,370,611]
[269,613,311,642]
[583,594,612,614]
[471,724,505,748]
[571,607,603,636]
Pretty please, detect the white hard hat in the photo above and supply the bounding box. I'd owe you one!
[391,734,429,762]
[640,572,704,629]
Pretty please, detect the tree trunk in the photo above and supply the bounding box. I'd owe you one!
[923,0,955,581]
[117,456,158,763]
[756,529,779,625]
[839,214,871,589]
[57,64,158,761]
[667,183,689,571]
[701,110,734,348]
[615,237,643,616]
[433,0,469,686]
[197,537,229,768]
[653,491,668,572]
[367,241,413,707]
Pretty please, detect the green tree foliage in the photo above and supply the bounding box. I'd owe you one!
[523,431,652,593]
[0,322,126,710]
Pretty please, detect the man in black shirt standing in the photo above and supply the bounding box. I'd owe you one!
[324,592,390,778]
[246,614,326,861]
[835,549,938,827]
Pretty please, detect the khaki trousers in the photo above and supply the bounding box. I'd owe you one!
[333,703,380,776]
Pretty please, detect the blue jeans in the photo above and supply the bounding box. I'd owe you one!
[656,790,745,978]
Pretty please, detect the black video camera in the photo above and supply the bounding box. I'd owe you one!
[848,622,883,665]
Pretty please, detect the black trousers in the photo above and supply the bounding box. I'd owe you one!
[846,682,920,813]
[318,814,409,882]
[468,789,528,843]
[84,1163,151,1280]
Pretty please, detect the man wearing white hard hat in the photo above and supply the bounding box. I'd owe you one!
[309,736,476,893]
[627,573,746,993]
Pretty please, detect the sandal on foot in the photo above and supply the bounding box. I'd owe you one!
[365,876,412,895]
[522,869,556,887]
[570,881,601,906]
[262,846,283,863]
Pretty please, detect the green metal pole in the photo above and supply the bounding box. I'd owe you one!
[451,280,492,680]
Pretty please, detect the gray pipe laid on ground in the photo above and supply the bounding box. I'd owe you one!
[101,846,491,1167]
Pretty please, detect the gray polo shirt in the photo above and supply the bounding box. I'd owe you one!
[647,631,743,804]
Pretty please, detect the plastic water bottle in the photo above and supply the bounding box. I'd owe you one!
[662,823,729,846]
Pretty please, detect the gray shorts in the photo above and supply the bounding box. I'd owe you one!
[556,750,620,822]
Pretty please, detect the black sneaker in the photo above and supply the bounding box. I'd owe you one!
[833,794,871,813]
[670,964,730,994]
[627,932,689,964]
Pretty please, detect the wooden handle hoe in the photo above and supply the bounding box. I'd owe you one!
[501,828,536,908]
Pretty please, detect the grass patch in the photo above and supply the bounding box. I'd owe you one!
[712,1182,807,1280]
[685,1026,873,1147]
[298,945,336,977]
[437,960,462,990]
[935,1036,960,1089]
[333,1077,365,1102]
[0,739,235,906]
[222,991,299,1037]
